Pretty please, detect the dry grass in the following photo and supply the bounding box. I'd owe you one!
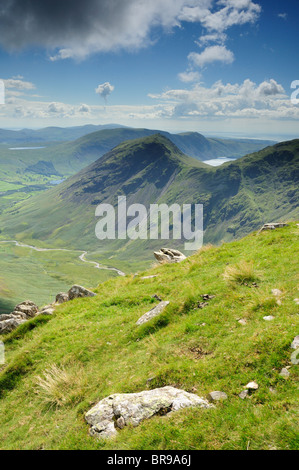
[223,260,259,286]
[35,363,88,408]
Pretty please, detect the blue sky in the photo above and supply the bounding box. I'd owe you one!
[0,0,298,139]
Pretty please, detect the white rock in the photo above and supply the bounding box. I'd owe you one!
[291,336,299,350]
[238,319,247,326]
[239,390,249,400]
[245,381,259,390]
[86,386,213,439]
[207,391,228,402]
[136,301,169,326]
[263,316,275,321]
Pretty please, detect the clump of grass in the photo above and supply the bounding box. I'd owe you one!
[223,260,259,286]
[35,363,88,409]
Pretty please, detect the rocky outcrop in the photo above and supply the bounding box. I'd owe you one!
[85,386,213,439]
[0,317,27,334]
[0,301,39,334]
[136,301,169,326]
[154,248,186,264]
[259,223,288,233]
[68,285,97,300]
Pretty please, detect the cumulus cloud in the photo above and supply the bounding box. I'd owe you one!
[95,82,115,102]
[188,45,234,67]
[148,78,294,120]
[178,71,201,83]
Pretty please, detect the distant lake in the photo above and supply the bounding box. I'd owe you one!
[9,147,46,150]
[203,157,236,167]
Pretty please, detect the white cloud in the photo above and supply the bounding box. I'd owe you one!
[2,78,35,91]
[196,32,227,46]
[278,13,287,20]
[148,78,295,121]
[95,82,115,102]
[188,45,234,67]
[178,71,201,83]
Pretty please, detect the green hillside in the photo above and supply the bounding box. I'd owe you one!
[1,135,297,253]
[0,224,298,450]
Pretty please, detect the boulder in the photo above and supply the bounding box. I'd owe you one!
[136,301,169,326]
[55,292,69,304]
[0,318,26,335]
[207,391,228,402]
[68,285,96,300]
[14,301,39,318]
[154,248,186,264]
[86,386,213,439]
[259,223,288,233]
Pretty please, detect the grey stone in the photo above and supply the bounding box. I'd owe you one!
[55,292,69,304]
[68,285,96,300]
[14,301,39,318]
[154,248,186,264]
[291,336,299,350]
[207,391,228,402]
[136,301,170,326]
[0,318,26,335]
[239,390,249,400]
[86,386,213,439]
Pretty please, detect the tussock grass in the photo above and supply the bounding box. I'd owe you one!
[223,260,259,285]
[35,363,88,409]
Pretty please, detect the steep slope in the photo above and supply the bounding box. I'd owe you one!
[1,135,298,260]
[0,225,298,450]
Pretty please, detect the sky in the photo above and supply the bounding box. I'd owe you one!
[0,0,298,139]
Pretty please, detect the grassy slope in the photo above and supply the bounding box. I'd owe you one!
[0,224,298,450]
[0,243,116,315]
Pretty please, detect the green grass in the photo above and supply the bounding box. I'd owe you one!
[0,223,298,450]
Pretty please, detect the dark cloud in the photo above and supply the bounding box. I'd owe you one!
[0,0,197,59]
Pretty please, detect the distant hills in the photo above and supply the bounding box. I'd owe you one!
[2,134,298,267]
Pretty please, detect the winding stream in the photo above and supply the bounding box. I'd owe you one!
[0,240,126,277]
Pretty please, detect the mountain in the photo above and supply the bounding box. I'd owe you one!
[0,127,275,179]
[30,127,276,173]
[1,135,298,267]
[0,124,126,144]
[0,224,298,449]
